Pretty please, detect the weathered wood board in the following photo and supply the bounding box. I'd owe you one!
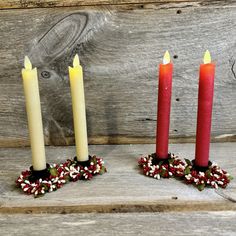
[1,212,236,236]
[1,0,236,9]
[0,2,236,147]
[0,143,235,213]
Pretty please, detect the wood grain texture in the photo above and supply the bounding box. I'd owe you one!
[0,3,236,147]
[1,212,236,236]
[1,0,236,10]
[0,143,235,213]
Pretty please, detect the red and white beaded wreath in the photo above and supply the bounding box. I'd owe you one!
[138,153,186,179]
[16,155,106,197]
[183,159,232,191]
[138,154,233,190]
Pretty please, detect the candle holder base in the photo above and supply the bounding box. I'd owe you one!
[182,158,233,191]
[73,156,92,167]
[138,152,186,179]
[16,155,106,198]
[28,164,51,182]
[64,155,107,181]
[191,160,212,172]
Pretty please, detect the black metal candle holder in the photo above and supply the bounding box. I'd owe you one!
[151,153,172,165]
[191,160,212,172]
[73,156,92,167]
[29,163,51,182]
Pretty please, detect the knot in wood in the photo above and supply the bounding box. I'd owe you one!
[41,71,51,79]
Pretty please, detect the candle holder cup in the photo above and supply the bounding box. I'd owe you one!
[73,156,92,167]
[29,163,51,182]
[151,153,172,165]
[191,160,212,172]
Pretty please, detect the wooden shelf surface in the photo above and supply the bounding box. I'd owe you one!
[1,211,236,236]
[0,143,235,214]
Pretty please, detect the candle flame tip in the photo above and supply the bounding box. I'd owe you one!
[24,56,32,70]
[163,51,171,65]
[203,50,211,64]
[73,54,80,67]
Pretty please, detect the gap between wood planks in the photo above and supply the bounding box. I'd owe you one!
[0,135,236,148]
[1,201,236,214]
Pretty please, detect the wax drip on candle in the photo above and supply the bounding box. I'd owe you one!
[24,56,32,70]
[203,50,211,64]
[163,51,171,65]
[73,54,80,67]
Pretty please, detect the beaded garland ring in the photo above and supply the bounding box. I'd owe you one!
[183,159,232,191]
[138,153,186,179]
[16,155,106,197]
[138,154,232,191]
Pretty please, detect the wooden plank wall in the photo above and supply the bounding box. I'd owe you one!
[0,0,235,147]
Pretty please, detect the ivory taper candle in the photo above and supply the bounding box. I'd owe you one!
[69,54,89,162]
[22,56,46,171]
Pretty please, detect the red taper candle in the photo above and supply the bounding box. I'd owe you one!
[195,50,215,167]
[156,51,173,159]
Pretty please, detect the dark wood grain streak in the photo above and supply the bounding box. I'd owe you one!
[0,3,235,147]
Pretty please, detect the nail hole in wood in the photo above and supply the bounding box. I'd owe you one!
[139,5,144,9]
[172,196,178,200]
[176,98,180,101]
[176,10,182,14]
[41,71,51,79]
[174,129,178,132]
[173,55,178,59]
